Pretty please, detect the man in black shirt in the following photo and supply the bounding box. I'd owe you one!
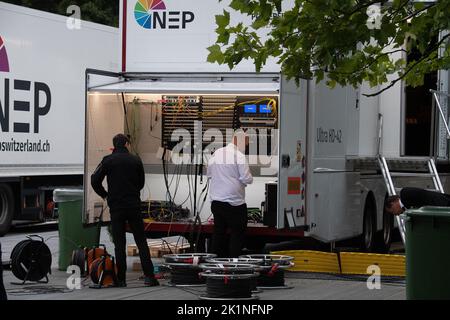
[91,134,158,287]
[385,187,450,216]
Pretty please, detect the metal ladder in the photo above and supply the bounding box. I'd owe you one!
[378,156,444,245]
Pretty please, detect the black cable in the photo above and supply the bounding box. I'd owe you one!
[172,285,206,296]
[178,166,192,207]
[121,92,131,141]
[162,149,174,207]
[205,278,253,299]
[169,266,204,285]
[257,269,285,287]
[6,285,73,296]
[186,164,194,213]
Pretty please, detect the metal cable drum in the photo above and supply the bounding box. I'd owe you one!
[10,237,52,282]
[206,257,264,293]
[163,253,216,287]
[199,263,259,300]
[71,248,87,276]
[240,254,294,289]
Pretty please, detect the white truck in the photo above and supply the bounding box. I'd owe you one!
[0,2,119,235]
[83,0,450,252]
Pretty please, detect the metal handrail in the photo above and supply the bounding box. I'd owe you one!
[378,156,406,245]
[377,113,383,156]
[428,158,444,193]
[430,89,450,139]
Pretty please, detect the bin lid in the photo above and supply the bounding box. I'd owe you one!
[53,189,84,203]
[406,206,450,219]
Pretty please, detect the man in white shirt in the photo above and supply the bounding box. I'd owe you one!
[207,130,253,257]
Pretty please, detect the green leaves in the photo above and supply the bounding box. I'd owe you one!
[207,44,225,64]
[215,11,231,44]
[208,0,450,95]
[216,10,230,29]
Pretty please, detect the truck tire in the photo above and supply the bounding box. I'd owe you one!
[375,203,394,253]
[360,195,376,252]
[0,184,14,236]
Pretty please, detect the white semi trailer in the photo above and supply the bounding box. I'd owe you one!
[84,0,450,252]
[0,2,119,235]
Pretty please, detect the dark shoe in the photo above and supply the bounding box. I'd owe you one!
[114,280,127,288]
[144,276,160,287]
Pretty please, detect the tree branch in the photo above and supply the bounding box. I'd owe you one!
[363,33,450,97]
[393,2,437,24]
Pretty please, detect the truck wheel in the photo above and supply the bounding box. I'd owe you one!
[0,184,14,236]
[375,204,394,253]
[360,196,376,252]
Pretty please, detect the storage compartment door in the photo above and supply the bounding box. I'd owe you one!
[84,70,123,225]
[277,77,308,229]
[436,30,450,160]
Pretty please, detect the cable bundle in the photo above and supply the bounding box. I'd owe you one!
[140,200,190,222]
[199,263,259,300]
[163,253,216,287]
[240,254,294,289]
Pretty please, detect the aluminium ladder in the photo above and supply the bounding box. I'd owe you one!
[378,157,444,245]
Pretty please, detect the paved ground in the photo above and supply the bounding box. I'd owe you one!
[0,228,406,300]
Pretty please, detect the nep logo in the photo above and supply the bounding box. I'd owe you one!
[0,35,52,134]
[134,0,195,29]
[0,36,10,72]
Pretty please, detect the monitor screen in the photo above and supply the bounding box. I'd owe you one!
[244,104,257,113]
[260,104,271,113]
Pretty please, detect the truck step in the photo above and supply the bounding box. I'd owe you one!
[389,173,434,178]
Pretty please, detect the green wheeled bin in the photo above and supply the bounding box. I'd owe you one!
[405,206,450,299]
[53,189,100,271]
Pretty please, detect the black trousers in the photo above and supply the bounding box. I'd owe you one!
[211,201,247,258]
[110,208,154,281]
[0,242,7,301]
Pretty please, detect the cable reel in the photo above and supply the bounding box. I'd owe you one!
[89,247,118,289]
[10,235,52,284]
[70,245,108,277]
[206,257,264,293]
[163,253,216,287]
[240,254,294,289]
[89,256,118,288]
[198,262,259,300]
[71,248,88,276]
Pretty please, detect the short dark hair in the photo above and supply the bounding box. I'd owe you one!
[385,195,400,211]
[113,134,130,148]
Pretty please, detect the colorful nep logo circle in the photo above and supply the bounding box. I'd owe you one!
[0,36,10,72]
[134,0,195,30]
[134,0,166,29]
